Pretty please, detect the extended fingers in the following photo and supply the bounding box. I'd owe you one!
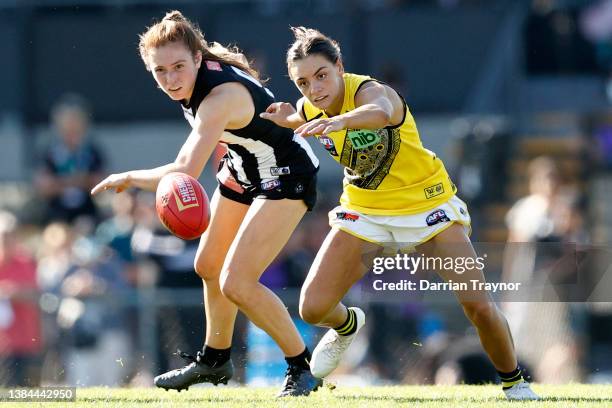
[260,103,285,120]
[90,180,109,195]
[91,176,118,195]
[322,125,335,136]
[296,120,325,136]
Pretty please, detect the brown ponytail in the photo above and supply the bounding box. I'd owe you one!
[286,26,342,68]
[139,10,260,80]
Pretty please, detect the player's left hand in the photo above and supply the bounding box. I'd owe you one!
[91,172,132,195]
[295,117,346,137]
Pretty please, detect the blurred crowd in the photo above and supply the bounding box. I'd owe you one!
[525,0,612,103]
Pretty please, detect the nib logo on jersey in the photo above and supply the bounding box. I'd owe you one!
[426,209,450,226]
[319,136,339,156]
[348,129,381,150]
[173,176,200,212]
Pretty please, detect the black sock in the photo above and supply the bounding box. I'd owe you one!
[201,345,231,367]
[285,347,311,370]
[498,365,524,390]
[334,307,357,336]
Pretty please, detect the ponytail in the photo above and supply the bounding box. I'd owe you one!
[139,10,261,80]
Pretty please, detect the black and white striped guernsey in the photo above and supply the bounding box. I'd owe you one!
[180,60,319,188]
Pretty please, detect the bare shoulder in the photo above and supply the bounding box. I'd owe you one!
[206,82,252,104]
[355,80,404,125]
[356,80,386,96]
[199,82,254,128]
[360,80,386,91]
[355,80,399,103]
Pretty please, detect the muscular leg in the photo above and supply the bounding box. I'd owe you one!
[194,190,249,349]
[418,223,517,372]
[300,228,379,327]
[218,198,309,357]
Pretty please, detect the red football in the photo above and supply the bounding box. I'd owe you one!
[155,172,210,240]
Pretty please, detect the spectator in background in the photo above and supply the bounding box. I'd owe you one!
[0,211,41,386]
[36,222,74,385]
[95,192,158,287]
[580,0,612,101]
[506,156,562,243]
[35,94,105,224]
[54,219,132,387]
[525,0,597,75]
[503,156,584,384]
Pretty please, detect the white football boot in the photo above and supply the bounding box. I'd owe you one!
[310,307,366,378]
[503,381,540,400]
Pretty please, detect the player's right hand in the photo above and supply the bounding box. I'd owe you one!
[91,172,132,195]
[259,102,297,128]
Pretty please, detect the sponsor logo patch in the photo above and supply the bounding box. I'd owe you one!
[424,183,445,199]
[426,209,450,226]
[205,60,222,71]
[173,176,200,212]
[347,130,381,150]
[294,183,304,194]
[319,136,339,156]
[270,166,291,176]
[261,179,281,190]
[336,212,360,222]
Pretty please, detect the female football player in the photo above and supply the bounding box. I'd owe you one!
[261,26,539,400]
[91,12,321,397]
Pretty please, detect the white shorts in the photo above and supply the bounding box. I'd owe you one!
[328,195,471,246]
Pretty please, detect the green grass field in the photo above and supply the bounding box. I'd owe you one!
[7,384,612,408]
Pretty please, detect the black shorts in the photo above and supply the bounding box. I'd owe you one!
[216,158,318,211]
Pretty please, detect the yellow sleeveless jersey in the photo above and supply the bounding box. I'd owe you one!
[301,73,456,215]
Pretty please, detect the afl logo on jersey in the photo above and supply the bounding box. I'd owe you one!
[319,136,339,156]
[261,179,281,191]
[426,209,450,226]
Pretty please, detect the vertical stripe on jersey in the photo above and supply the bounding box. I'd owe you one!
[221,132,279,180]
[225,146,251,185]
[226,144,262,186]
[292,134,320,168]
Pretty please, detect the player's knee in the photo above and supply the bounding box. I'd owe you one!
[299,297,326,325]
[219,272,250,306]
[194,256,223,281]
[462,301,497,326]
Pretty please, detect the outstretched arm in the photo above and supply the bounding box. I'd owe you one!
[260,97,307,130]
[91,84,243,195]
[294,81,403,137]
